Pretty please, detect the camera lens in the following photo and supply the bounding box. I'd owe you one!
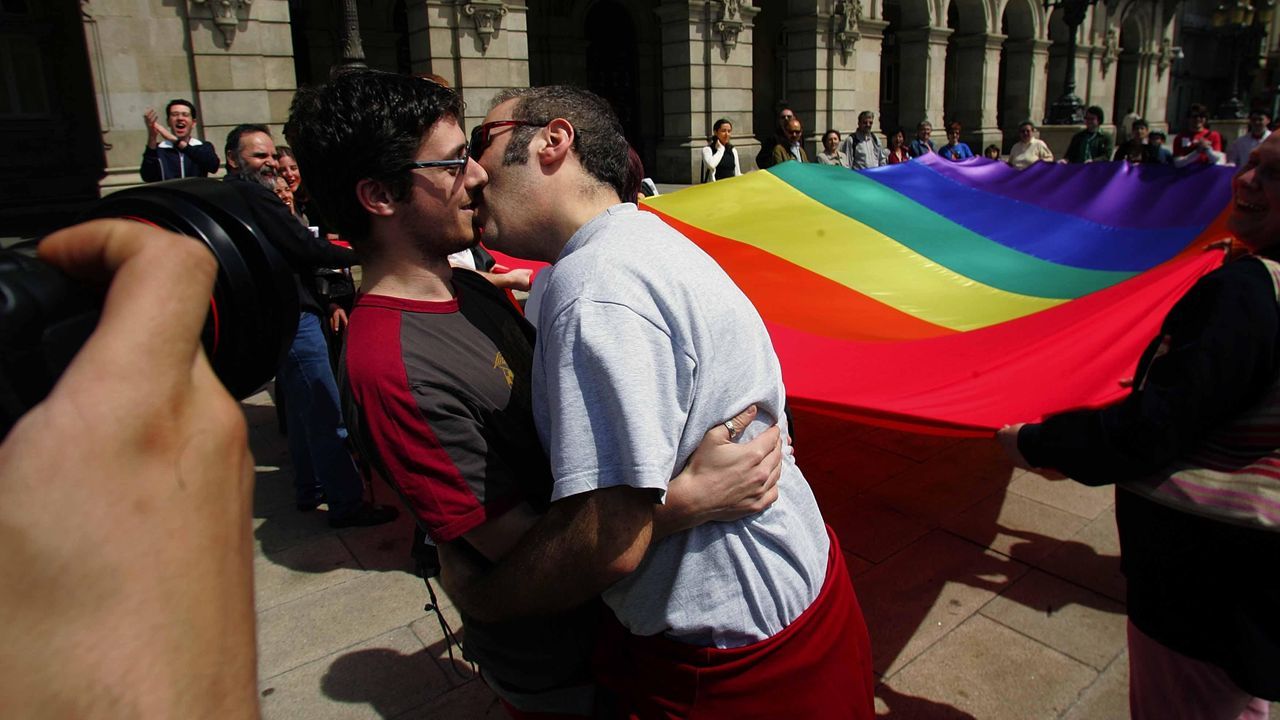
[0,179,299,437]
[83,179,299,400]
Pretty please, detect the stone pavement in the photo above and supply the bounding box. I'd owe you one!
[246,390,1276,719]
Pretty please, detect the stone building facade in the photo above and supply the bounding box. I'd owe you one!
[1,0,1272,233]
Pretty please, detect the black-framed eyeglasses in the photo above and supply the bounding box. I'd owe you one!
[402,154,470,173]
[470,120,545,160]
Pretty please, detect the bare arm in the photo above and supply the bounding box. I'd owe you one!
[439,485,655,622]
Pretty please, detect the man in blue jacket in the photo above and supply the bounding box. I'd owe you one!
[139,99,220,182]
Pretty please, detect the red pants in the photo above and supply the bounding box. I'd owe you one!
[594,526,875,719]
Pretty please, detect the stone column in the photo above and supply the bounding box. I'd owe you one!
[1029,39,1051,129]
[950,32,1004,150]
[415,1,531,130]
[655,1,758,183]
[897,27,951,132]
[779,6,884,156]
[1000,38,1050,144]
[185,0,297,171]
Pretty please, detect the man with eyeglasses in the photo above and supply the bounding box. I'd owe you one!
[285,71,783,718]
[771,117,810,165]
[222,123,399,529]
[447,85,874,718]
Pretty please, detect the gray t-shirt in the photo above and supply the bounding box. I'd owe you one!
[532,203,829,648]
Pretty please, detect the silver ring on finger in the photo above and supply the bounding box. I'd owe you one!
[724,419,739,439]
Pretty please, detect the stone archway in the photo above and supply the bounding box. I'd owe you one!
[997,0,1041,149]
[943,0,1001,149]
[527,0,662,176]
[1112,13,1144,127]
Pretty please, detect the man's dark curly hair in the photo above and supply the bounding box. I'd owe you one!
[491,85,629,200]
[284,70,464,248]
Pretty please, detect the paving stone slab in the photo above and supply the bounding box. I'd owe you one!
[980,569,1127,671]
[257,570,433,679]
[866,441,1017,525]
[255,534,363,612]
[259,627,451,720]
[1036,508,1126,603]
[942,492,1088,566]
[1007,470,1116,521]
[824,494,932,563]
[392,677,505,719]
[884,614,1098,720]
[1061,650,1130,720]
[856,530,1029,677]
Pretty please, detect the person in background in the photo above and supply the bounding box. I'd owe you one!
[1113,119,1159,164]
[815,129,848,166]
[1173,104,1224,166]
[938,121,974,161]
[757,103,796,169]
[909,120,935,157]
[1150,130,1174,165]
[139,98,220,182]
[998,131,1280,720]
[1008,121,1055,169]
[886,129,912,164]
[983,144,1001,160]
[223,123,398,528]
[1064,106,1113,163]
[840,110,887,170]
[1227,111,1272,166]
[701,118,742,182]
[771,117,809,165]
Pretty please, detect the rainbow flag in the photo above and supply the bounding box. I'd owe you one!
[643,155,1237,436]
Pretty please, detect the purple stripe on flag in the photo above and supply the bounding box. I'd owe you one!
[911,154,1235,230]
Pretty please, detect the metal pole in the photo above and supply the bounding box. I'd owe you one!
[336,0,367,71]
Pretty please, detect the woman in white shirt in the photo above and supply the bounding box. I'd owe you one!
[701,118,742,182]
[1007,121,1055,170]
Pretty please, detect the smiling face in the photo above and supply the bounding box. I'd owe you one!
[1229,133,1280,250]
[1084,112,1101,132]
[917,123,932,141]
[277,153,301,192]
[167,103,195,141]
[395,116,487,258]
[823,131,839,153]
[946,127,961,144]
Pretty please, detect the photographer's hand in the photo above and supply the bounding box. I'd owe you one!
[0,220,259,718]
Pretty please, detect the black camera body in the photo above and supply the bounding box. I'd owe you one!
[0,179,300,438]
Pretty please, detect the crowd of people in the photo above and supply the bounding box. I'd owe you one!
[0,78,1275,720]
[720,100,1274,177]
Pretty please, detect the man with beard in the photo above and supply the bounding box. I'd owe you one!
[223,123,398,528]
[139,98,220,181]
[448,85,875,719]
[285,71,783,718]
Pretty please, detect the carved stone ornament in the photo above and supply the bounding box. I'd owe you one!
[1157,39,1174,78]
[1100,27,1119,74]
[716,0,744,52]
[191,0,252,47]
[833,0,862,64]
[463,0,508,52]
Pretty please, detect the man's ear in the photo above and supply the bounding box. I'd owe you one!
[537,118,575,167]
[355,178,396,217]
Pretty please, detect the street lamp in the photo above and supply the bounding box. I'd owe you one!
[1212,0,1275,118]
[1043,0,1100,125]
